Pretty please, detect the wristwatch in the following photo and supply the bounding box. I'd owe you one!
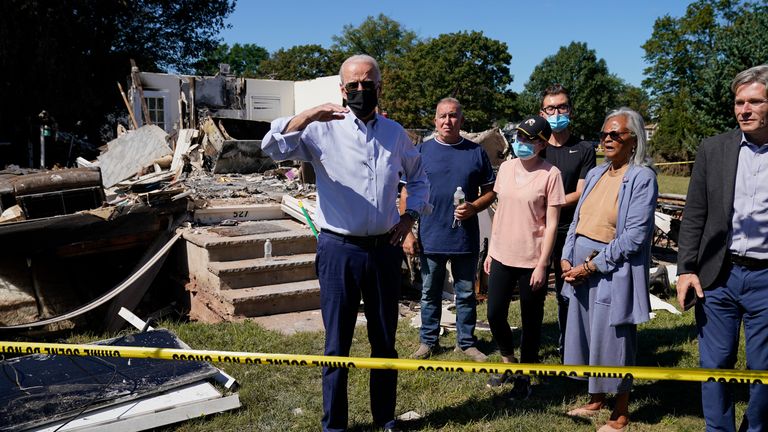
[404,209,420,222]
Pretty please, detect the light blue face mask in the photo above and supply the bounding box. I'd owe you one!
[547,114,570,132]
[513,141,536,160]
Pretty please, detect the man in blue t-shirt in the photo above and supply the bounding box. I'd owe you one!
[401,98,496,362]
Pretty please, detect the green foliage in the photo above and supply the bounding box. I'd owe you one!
[518,42,622,140]
[642,0,768,160]
[258,45,345,81]
[331,14,420,70]
[651,89,705,162]
[0,0,235,162]
[383,31,515,131]
[615,82,652,122]
[195,43,269,78]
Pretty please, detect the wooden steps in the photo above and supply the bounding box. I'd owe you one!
[178,214,321,322]
[208,253,317,289]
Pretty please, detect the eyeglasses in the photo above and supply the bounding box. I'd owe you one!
[599,130,635,141]
[541,104,571,115]
[734,98,768,108]
[343,80,378,92]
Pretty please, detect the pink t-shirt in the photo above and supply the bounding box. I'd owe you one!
[489,158,565,268]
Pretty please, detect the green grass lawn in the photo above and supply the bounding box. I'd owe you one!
[595,154,690,195]
[657,174,690,195]
[65,293,751,432]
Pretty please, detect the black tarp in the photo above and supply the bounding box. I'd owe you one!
[0,329,218,431]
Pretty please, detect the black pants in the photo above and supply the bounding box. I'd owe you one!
[487,258,546,363]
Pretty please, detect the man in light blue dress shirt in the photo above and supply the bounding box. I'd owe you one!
[677,65,768,431]
[261,54,430,432]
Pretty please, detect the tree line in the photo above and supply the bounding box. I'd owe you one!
[1,1,766,167]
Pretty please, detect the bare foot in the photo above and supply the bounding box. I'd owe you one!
[566,401,604,417]
[605,413,629,430]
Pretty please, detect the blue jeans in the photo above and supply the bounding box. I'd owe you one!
[419,253,479,349]
[697,264,768,432]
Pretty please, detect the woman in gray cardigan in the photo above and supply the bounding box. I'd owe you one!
[559,107,658,432]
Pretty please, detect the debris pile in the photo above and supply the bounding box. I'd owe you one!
[0,310,240,431]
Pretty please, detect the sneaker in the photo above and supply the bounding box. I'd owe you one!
[508,376,532,400]
[454,346,488,362]
[486,371,514,388]
[411,343,435,359]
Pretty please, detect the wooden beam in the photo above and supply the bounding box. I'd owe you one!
[171,129,198,179]
[53,230,161,257]
[280,195,317,227]
[130,59,152,126]
[117,82,139,129]
[188,76,196,127]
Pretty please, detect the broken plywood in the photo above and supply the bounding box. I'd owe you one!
[98,125,171,188]
[280,195,317,228]
[171,129,198,178]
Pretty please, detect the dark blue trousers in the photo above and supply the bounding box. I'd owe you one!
[316,232,401,432]
[697,264,768,432]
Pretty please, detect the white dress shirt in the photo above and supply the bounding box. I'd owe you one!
[262,112,430,236]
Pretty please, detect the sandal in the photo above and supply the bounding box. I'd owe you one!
[566,405,603,417]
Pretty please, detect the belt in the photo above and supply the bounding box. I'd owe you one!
[320,229,392,249]
[727,253,768,270]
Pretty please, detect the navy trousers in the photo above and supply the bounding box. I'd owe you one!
[316,232,401,432]
[697,264,768,432]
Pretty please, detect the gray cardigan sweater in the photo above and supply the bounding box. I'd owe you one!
[561,162,659,326]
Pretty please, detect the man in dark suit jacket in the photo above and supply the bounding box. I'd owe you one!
[677,64,768,432]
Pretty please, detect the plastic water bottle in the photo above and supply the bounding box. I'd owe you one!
[264,239,273,261]
[453,187,465,206]
[452,187,465,228]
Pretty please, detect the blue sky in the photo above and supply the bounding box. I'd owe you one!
[219,0,691,92]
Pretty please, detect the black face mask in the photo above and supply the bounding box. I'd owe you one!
[345,89,378,119]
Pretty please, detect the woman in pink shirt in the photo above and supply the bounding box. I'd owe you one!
[483,116,565,398]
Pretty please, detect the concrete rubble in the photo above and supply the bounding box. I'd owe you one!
[0,97,525,332]
[0,111,322,331]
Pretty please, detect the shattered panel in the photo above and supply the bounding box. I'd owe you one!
[97,125,172,188]
[0,329,218,431]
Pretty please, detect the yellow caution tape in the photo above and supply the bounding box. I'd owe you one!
[655,161,695,166]
[1,341,765,385]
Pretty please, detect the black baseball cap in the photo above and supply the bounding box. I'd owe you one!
[516,116,552,141]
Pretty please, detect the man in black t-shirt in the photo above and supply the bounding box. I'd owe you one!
[539,84,596,360]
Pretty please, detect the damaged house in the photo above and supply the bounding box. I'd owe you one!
[0,64,509,334]
[127,66,340,173]
[0,69,343,430]
[0,68,341,333]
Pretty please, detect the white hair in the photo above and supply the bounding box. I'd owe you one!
[338,54,381,84]
[603,107,653,167]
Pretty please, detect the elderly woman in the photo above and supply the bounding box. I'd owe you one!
[560,107,658,432]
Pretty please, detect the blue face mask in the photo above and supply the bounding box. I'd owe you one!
[547,114,570,132]
[513,141,536,160]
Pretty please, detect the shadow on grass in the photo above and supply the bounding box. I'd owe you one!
[637,322,698,366]
[380,377,588,431]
